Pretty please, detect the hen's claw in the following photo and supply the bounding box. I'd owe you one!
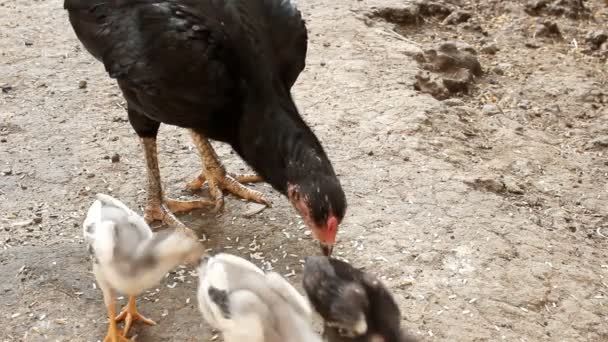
[115,296,156,336]
[186,172,269,211]
[143,198,213,227]
[188,131,270,211]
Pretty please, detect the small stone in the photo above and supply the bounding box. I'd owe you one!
[525,41,540,49]
[12,220,35,228]
[414,71,450,100]
[2,169,12,176]
[110,153,120,163]
[518,100,531,110]
[86,173,95,179]
[585,136,608,150]
[464,177,505,194]
[442,10,472,25]
[586,31,607,50]
[535,20,561,39]
[503,177,524,195]
[545,104,561,114]
[482,104,499,115]
[0,138,7,143]
[33,217,42,224]
[481,43,499,55]
[320,62,326,67]
[442,68,474,94]
[24,41,33,46]
[242,203,267,218]
[323,42,331,47]
[492,67,505,76]
[1,85,13,93]
[78,80,87,89]
[367,151,374,156]
[442,98,465,107]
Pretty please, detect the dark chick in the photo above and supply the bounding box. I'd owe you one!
[64,0,346,255]
[303,256,417,342]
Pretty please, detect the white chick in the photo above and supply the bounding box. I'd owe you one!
[197,253,322,342]
[84,193,203,342]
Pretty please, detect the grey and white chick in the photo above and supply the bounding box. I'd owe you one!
[303,256,417,342]
[84,193,204,342]
[197,253,322,342]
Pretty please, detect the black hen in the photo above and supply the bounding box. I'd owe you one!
[303,256,417,342]
[64,0,346,255]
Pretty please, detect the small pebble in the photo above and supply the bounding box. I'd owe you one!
[78,80,87,89]
[111,153,120,163]
[482,104,499,115]
[242,203,267,217]
[481,43,499,55]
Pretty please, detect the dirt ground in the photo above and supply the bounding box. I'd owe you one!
[1,0,607,340]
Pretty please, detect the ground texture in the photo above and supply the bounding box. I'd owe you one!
[1,0,607,341]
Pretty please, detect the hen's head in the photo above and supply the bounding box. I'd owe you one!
[288,174,346,256]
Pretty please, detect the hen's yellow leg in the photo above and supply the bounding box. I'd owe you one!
[186,131,270,211]
[115,296,156,336]
[141,137,214,227]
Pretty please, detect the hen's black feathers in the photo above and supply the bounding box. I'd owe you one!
[66,0,345,226]
[65,0,305,130]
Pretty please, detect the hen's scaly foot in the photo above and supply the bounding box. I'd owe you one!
[143,198,213,227]
[188,130,269,211]
[115,296,156,336]
[186,172,268,211]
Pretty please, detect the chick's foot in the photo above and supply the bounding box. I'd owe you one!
[103,332,131,342]
[103,293,133,342]
[115,296,156,336]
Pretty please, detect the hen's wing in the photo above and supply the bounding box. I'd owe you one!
[261,0,308,88]
[65,0,237,126]
[83,194,153,266]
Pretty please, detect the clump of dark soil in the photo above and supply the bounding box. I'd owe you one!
[413,42,482,99]
[368,0,457,26]
[524,0,590,18]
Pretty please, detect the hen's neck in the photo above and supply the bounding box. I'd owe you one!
[233,91,334,195]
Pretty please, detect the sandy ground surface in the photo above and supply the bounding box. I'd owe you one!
[1,0,608,341]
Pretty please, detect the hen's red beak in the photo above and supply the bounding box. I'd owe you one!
[314,216,338,256]
[288,185,339,256]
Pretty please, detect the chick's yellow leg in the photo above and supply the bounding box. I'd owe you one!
[102,290,132,342]
[141,137,214,227]
[186,131,269,211]
[115,296,156,336]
